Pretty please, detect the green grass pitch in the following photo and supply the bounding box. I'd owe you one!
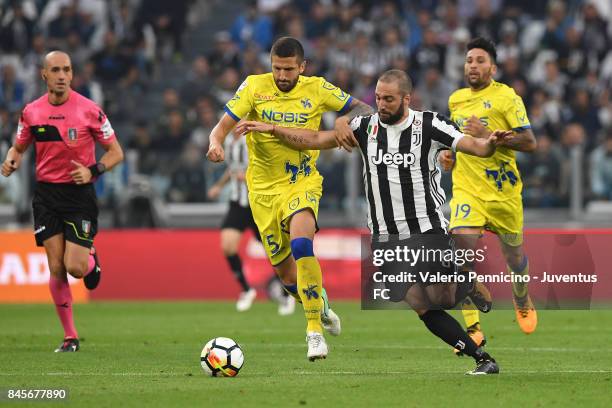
[1,302,611,407]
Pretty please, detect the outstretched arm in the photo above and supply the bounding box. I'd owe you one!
[464,115,536,152]
[455,130,513,157]
[337,98,375,122]
[235,121,340,151]
[500,128,537,152]
[334,98,374,151]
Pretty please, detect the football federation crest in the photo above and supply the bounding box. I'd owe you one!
[82,220,91,237]
[68,128,77,142]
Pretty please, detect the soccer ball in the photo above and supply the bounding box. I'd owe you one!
[200,337,244,377]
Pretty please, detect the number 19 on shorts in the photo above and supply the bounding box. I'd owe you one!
[454,203,471,219]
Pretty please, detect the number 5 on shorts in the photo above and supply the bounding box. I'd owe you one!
[266,234,280,255]
[455,203,471,219]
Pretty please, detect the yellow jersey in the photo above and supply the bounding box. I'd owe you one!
[224,73,352,194]
[448,80,531,201]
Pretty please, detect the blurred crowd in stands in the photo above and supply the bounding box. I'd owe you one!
[0,0,611,214]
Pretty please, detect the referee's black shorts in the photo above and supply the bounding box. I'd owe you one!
[32,182,99,248]
[221,201,261,241]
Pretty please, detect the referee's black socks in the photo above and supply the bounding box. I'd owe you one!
[419,309,484,361]
[226,254,250,292]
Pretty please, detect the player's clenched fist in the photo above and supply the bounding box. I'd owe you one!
[438,150,455,171]
[1,159,18,177]
[333,117,359,152]
[207,143,225,162]
[1,147,22,177]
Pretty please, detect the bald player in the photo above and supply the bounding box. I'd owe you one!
[1,51,124,352]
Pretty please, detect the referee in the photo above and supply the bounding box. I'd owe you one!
[1,51,124,352]
[236,69,512,374]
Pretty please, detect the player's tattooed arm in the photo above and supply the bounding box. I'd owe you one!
[235,121,338,150]
[282,132,309,147]
[278,128,339,150]
[338,98,375,122]
[334,98,374,151]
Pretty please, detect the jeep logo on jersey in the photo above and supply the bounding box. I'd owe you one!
[371,150,416,167]
[262,109,308,124]
[68,128,77,141]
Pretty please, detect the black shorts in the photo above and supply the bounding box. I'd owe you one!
[32,182,99,248]
[373,229,456,302]
[221,201,261,241]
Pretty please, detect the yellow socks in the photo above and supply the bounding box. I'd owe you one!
[292,238,323,333]
[461,299,481,329]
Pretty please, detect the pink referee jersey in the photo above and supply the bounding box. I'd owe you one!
[15,90,116,183]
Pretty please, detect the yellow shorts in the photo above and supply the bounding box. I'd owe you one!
[249,177,322,266]
[449,189,524,246]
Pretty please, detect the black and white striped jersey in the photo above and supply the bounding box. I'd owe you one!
[349,109,464,236]
[226,136,250,207]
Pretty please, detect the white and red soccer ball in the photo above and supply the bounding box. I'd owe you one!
[200,337,244,377]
